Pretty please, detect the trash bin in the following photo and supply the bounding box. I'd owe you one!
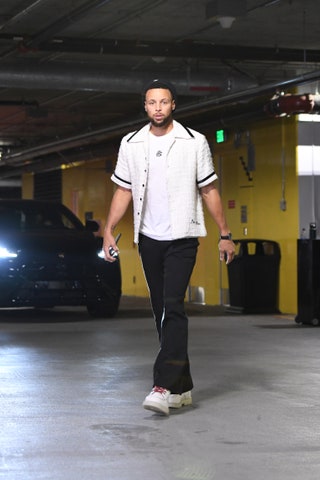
[295,239,320,326]
[227,239,281,313]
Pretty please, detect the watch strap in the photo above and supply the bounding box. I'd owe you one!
[220,233,232,240]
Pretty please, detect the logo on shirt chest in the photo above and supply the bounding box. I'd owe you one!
[156,150,162,157]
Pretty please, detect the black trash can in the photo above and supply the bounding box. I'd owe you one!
[227,239,281,313]
[295,239,320,326]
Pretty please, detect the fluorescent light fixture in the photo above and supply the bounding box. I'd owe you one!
[297,145,320,175]
[299,114,320,122]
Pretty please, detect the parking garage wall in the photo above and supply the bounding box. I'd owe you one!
[195,116,299,314]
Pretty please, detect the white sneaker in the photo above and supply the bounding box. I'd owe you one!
[168,391,192,409]
[143,386,171,415]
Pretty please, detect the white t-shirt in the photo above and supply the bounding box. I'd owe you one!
[140,131,173,240]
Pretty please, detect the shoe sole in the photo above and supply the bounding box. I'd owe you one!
[168,395,192,409]
[143,401,169,416]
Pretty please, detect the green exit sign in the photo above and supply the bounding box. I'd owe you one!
[215,129,227,143]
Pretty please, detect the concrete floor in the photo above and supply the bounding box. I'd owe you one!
[0,296,320,480]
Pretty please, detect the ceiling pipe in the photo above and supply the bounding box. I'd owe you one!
[3,68,320,169]
[0,61,256,96]
[175,68,320,114]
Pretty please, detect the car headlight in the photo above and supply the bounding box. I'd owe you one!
[0,246,18,259]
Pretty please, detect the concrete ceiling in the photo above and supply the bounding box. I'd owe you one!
[0,0,320,179]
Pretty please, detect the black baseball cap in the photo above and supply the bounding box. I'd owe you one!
[142,79,177,102]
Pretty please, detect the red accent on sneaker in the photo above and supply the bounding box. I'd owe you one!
[152,386,168,394]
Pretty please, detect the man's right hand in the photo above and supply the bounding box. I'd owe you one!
[103,233,119,262]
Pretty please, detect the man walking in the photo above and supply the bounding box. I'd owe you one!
[103,79,235,415]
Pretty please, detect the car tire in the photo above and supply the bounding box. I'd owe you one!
[86,297,120,318]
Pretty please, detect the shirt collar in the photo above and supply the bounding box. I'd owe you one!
[127,120,193,143]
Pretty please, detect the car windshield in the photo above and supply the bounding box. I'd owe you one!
[0,203,83,231]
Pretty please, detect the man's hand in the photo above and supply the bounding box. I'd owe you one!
[103,233,119,262]
[219,239,235,265]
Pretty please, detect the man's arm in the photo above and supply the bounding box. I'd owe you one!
[200,182,235,264]
[103,186,132,262]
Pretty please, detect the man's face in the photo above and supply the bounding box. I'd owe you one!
[144,88,175,128]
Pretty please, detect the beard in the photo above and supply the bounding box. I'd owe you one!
[149,112,173,128]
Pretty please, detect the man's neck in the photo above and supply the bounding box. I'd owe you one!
[149,121,174,137]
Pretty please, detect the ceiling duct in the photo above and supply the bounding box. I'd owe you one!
[0,61,256,96]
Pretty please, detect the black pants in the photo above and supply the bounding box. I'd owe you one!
[138,234,199,394]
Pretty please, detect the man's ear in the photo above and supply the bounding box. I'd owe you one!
[172,100,176,111]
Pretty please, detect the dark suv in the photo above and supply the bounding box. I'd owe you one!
[0,199,121,317]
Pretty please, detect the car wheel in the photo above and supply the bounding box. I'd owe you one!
[86,296,120,319]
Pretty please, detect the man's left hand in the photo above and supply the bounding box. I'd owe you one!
[219,239,235,264]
